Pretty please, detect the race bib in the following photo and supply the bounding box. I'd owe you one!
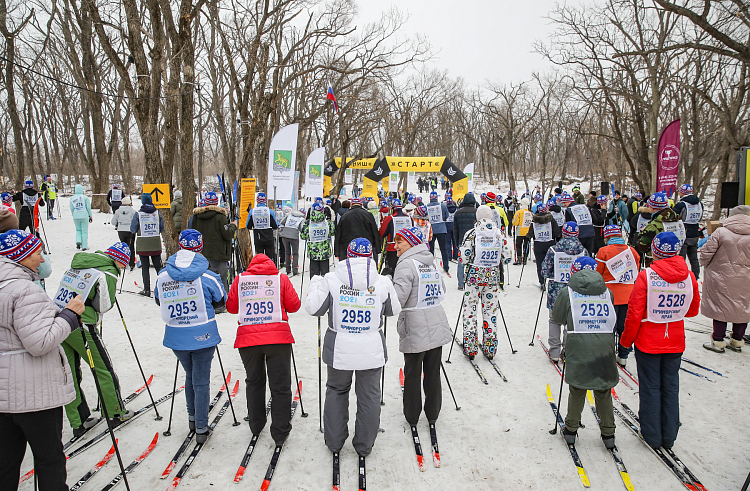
[475,235,503,268]
[309,221,330,243]
[413,259,444,309]
[71,195,86,212]
[533,222,553,242]
[604,247,637,284]
[139,211,159,237]
[158,276,209,327]
[569,288,616,333]
[645,268,693,323]
[238,275,282,325]
[553,251,584,284]
[284,215,304,230]
[252,207,271,229]
[684,202,702,225]
[637,215,650,232]
[551,211,565,227]
[334,283,380,333]
[570,204,593,226]
[23,193,37,209]
[521,210,533,229]
[392,216,411,236]
[427,205,443,224]
[662,221,686,244]
[52,268,102,311]
[111,189,122,202]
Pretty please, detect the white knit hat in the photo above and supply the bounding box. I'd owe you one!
[476,205,493,220]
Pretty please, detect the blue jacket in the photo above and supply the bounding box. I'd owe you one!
[427,200,449,234]
[154,250,225,351]
[69,184,92,220]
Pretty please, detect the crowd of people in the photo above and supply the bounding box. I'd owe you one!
[0,175,749,490]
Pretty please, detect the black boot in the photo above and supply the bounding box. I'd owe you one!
[601,434,616,450]
[562,427,577,445]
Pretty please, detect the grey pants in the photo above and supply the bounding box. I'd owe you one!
[281,237,299,274]
[207,259,229,298]
[548,309,566,359]
[324,365,382,456]
[679,237,700,280]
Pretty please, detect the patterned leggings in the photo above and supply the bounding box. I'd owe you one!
[462,284,500,359]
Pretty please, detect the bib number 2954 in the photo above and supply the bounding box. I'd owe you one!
[424,284,441,297]
[342,309,371,323]
[168,301,197,318]
[658,294,686,308]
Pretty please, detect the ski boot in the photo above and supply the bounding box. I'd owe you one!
[601,434,616,450]
[562,427,577,445]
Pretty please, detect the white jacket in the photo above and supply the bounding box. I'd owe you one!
[305,256,401,370]
[112,205,136,232]
[0,256,77,412]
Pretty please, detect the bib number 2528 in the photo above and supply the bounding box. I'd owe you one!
[657,294,686,308]
[342,309,371,324]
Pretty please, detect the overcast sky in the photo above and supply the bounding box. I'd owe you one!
[356,0,560,87]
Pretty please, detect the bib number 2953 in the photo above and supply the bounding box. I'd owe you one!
[342,309,371,324]
[168,301,197,318]
[658,294,686,308]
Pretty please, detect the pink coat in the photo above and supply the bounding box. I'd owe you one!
[699,213,750,323]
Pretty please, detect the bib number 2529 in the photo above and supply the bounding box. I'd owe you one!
[580,303,609,317]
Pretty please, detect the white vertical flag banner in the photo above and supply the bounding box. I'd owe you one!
[345,168,353,184]
[389,171,399,192]
[408,171,416,188]
[305,147,325,199]
[464,163,475,192]
[267,123,299,200]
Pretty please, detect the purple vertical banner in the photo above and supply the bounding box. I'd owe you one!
[656,119,681,196]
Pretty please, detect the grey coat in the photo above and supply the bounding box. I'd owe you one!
[111,205,136,232]
[0,256,78,412]
[392,243,452,353]
[279,210,305,240]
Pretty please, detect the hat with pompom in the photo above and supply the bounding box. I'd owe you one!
[570,256,598,274]
[347,238,372,258]
[562,221,579,238]
[652,231,681,260]
[179,229,203,252]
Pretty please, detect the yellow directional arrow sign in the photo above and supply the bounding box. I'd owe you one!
[142,183,171,209]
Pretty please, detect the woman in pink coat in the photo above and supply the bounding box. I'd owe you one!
[700,205,750,353]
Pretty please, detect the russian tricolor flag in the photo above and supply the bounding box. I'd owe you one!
[327,85,338,114]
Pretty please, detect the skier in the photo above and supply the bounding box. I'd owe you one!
[171,190,184,232]
[563,192,596,256]
[279,206,305,276]
[247,192,279,261]
[1,192,14,214]
[107,183,123,214]
[13,180,43,233]
[540,222,589,361]
[672,184,703,280]
[56,241,134,436]
[155,230,225,443]
[445,192,459,260]
[548,197,565,228]
[334,197,381,263]
[453,193,478,290]
[305,238,401,462]
[571,185,585,205]
[111,196,136,270]
[486,192,509,234]
[130,192,165,296]
[393,226,452,428]
[379,199,413,277]
[426,191,451,276]
[0,229,84,491]
[595,225,640,367]
[70,184,93,250]
[621,232,700,450]
[552,256,618,449]
[590,195,609,256]
[459,205,511,359]
[300,202,336,278]
[511,198,532,264]
[637,192,682,262]
[525,201,561,288]
[41,176,57,220]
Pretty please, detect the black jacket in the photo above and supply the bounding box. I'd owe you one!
[190,205,237,261]
[525,212,561,244]
[673,194,702,238]
[12,189,42,218]
[452,193,477,246]
[334,205,381,261]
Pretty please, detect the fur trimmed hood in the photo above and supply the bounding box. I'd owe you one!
[192,205,228,216]
[532,212,554,224]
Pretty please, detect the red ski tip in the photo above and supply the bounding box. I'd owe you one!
[260,478,271,491]
[399,368,404,387]
[417,454,426,471]
[231,380,240,398]
[166,476,181,491]
[160,462,175,479]
[234,466,246,483]
[332,487,340,491]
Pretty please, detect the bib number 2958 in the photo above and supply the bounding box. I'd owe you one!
[342,309,371,323]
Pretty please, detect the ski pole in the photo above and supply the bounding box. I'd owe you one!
[317,316,323,433]
[380,318,387,406]
[439,361,461,411]
[115,300,161,419]
[548,359,567,435]
[529,280,546,346]
[290,345,308,417]
[75,310,132,491]
[516,240,530,288]
[445,295,466,364]
[299,241,308,294]
[163,359,179,436]
[496,300,517,354]
[215,346,241,426]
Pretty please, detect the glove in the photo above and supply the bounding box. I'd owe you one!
[89,217,93,223]
[504,257,511,264]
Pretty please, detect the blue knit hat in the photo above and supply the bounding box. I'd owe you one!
[0,230,42,262]
[325,198,332,206]
[537,203,548,213]
[678,184,693,195]
[534,193,542,201]
[652,232,681,260]
[315,197,323,204]
[179,229,203,252]
[141,193,153,205]
[392,198,402,208]
[204,192,219,206]
[347,238,372,258]
[1,193,11,205]
[257,192,267,205]
[415,205,428,217]
[24,180,33,188]
[562,221,579,238]
[104,242,131,265]
[647,192,668,210]
[396,226,424,247]
[634,192,643,200]
[430,191,438,201]
[312,202,323,212]
[597,195,608,205]
[560,193,574,204]
[603,225,622,240]
[571,256,597,274]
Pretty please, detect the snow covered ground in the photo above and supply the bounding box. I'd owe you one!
[18,194,748,491]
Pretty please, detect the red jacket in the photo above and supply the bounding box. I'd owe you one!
[620,255,700,354]
[227,254,301,348]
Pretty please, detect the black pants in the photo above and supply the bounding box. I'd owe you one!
[310,259,330,278]
[403,346,442,425]
[117,231,136,267]
[614,304,632,359]
[18,213,34,233]
[0,407,67,491]
[238,344,292,444]
[579,235,595,256]
[515,235,530,263]
[381,250,398,277]
[46,198,55,219]
[679,237,700,280]
[635,348,681,449]
[255,240,276,264]
[139,255,163,293]
[534,241,554,285]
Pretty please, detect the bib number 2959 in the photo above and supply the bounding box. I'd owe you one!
[168,301,197,318]
[246,301,274,316]
[342,309,370,324]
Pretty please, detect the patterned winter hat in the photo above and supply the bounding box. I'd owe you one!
[562,221,580,238]
[391,198,402,209]
[534,193,543,201]
[0,229,42,262]
[536,203,548,213]
[415,205,428,217]
[597,195,608,205]
[429,191,438,201]
[560,193,574,204]
[480,193,487,204]
[485,192,496,203]
[1,193,11,205]
[256,192,267,205]
[350,197,363,207]
[603,225,622,240]
[325,199,332,206]
[570,256,597,274]
[652,232,681,260]
[347,238,372,258]
[113,183,120,189]
[647,192,668,210]
[315,197,323,204]
[678,184,693,195]
[179,229,203,252]
[312,202,323,212]
[104,242,131,265]
[446,195,454,203]
[24,180,33,188]
[395,226,424,247]
[445,190,452,198]
[546,199,556,209]
[634,192,643,200]
[204,192,219,206]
